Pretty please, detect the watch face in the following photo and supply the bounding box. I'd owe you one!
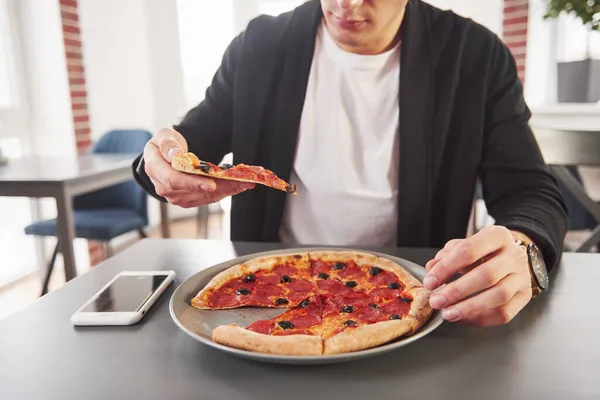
[527,243,549,291]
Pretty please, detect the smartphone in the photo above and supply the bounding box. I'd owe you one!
[71,270,175,326]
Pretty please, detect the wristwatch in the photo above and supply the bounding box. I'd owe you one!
[514,236,549,298]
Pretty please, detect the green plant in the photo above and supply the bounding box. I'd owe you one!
[543,0,600,30]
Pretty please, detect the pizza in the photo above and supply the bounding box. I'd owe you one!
[192,250,433,356]
[171,152,296,194]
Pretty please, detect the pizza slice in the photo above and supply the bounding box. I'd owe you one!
[172,152,297,194]
[319,290,431,355]
[310,251,433,355]
[212,295,323,356]
[191,253,314,309]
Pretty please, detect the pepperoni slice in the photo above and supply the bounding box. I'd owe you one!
[287,279,313,292]
[380,299,411,317]
[246,293,271,306]
[272,264,296,276]
[256,274,281,285]
[354,306,382,324]
[317,278,348,293]
[254,283,283,296]
[369,270,398,286]
[311,260,329,275]
[369,287,398,300]
[288,313,321,329]
[287,291,310,303]
[247,319,276,335]
[208,292,238,308]
[337,265,363,279]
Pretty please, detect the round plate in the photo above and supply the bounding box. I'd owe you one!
[169,247,444,365]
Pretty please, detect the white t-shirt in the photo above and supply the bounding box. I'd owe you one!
[279,22,400,247]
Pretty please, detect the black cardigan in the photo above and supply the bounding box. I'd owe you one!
[133,0,568,270]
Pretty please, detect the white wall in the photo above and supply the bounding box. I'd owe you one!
[79,0,191,227]
[79,0,187,139]
[17,0,75,156]
[78,0,156,139]
[424,0,504,38]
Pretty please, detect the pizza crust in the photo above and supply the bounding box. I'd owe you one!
[405,286,434,326]
[323,319,415,355]
[212,325,323,356]
[191,252,309,309]
[308,251,377,267]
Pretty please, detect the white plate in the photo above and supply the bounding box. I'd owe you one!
[169,247,444,364]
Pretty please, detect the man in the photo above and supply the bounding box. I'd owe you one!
[133,0,568,327]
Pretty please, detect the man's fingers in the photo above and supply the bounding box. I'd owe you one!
[439,273,526,323]
[424,226,512,290]
[165,180,253,208]
[145,145,217,193]
[457,289,531,327]
[426,239,464,271]
[429,258,511,310]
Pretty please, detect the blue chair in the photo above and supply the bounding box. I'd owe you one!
[24,129,152,295]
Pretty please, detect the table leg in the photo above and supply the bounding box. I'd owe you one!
[552,166,600,252]
[160,202,171,238]
[56,189,77,281]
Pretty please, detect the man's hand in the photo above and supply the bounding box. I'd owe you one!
[423,226,533,327]
[143,127,254,208]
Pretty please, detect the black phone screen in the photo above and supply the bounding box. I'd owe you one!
[82,274,168,312]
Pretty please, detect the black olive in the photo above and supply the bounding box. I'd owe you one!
[369,267,383,276]
[342,305,355,313]
[244,274,256,283]
[332,262,346,270]
[219,163,233,170]
[399,297,412,303]
[285,184,296,194]
[196,162,211,173]
[299,299,310,308]
[389,314,402,320]
[388,282,401,290]
[278,321,294,330]
[280,275,292,283]
[345,281,357,288]
[344,320,358,327]
[318,272,329,280]
[275,298,289,306]
[369,303,379,308]
[235,288,250,295]
[293,255,302,259]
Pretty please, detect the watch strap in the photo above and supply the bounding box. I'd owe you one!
[514,239,542,298]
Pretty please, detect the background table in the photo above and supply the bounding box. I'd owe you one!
[0,154,170,282]
[0,239,598,400]
[532,127,600,251]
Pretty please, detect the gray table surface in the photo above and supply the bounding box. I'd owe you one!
[0,239,598,400]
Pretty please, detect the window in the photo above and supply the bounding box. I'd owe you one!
[0,0,19,109]
[176,0,235,109]
[0,0,37,287]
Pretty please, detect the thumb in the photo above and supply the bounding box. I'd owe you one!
[158,139,182,163]
[153,127,187,162]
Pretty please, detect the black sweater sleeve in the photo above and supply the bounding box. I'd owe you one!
[131,31,245,200]
[479,38,568,272]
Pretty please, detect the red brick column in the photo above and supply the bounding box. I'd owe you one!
[58,0,105,266]
[503,0,529,84]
